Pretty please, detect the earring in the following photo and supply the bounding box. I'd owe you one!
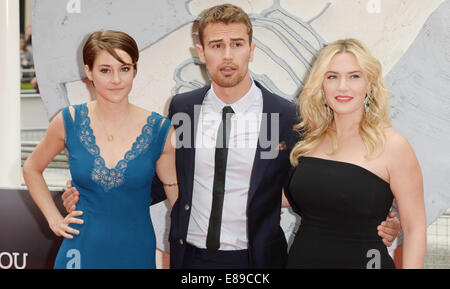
[322,91,332,117]
[364,95,370,113]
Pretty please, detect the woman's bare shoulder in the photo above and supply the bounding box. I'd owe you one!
[384,126,406,140]
[130,104,153,118]
[131,104,169,122]
[46,110,66,142]
[383,127,417,162]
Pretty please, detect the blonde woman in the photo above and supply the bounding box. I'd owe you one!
[285,39,426,269]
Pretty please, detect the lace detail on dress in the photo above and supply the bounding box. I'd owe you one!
[78,103,157,191]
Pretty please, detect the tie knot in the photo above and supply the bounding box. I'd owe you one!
[222,106,234,119]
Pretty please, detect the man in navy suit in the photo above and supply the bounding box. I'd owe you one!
[163,4,298,269]
[62,4,400,269]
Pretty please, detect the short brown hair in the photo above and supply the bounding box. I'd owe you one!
[197,4,253,46]
[83,30,139,71]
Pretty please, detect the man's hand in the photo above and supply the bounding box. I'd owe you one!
[377,211,401,247]
[62,180,80,213]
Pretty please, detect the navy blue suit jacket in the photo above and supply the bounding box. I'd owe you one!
[152,81,299,268]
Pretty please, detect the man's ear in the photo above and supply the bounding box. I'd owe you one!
[249,42,256,62]
[84,65,93,81]
[196,44,206,63]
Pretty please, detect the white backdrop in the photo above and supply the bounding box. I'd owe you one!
[32,0,450,252]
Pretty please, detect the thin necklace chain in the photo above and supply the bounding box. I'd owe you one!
[92,103,131,142]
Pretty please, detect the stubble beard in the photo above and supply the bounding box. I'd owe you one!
[210,65,248,88]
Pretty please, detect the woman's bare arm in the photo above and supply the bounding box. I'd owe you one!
[23,110,83,238]
[386,129,426,268]
[155,125,178,207]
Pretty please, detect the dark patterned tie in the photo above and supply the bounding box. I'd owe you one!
[206,105,234,252]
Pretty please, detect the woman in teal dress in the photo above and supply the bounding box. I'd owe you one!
[23,30,178,269]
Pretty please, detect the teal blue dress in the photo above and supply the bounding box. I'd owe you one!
[54,103,171,269]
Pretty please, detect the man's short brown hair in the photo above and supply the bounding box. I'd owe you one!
[197,4,253,46]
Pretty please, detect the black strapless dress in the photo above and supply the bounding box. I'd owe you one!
[286,157,396,269]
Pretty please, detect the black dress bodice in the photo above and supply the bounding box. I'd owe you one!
[286,156,396,269]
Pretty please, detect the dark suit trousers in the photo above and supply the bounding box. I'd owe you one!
[182,243,249,269]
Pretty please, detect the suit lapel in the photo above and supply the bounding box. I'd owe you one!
[183,82,284,205]
[183,85,210,202]
[248,82,282,206]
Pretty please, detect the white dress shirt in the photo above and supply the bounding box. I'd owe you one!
[186,81,263,250]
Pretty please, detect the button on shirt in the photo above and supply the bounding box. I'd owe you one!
[186,81,263,250]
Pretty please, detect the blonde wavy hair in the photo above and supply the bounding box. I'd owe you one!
[290,39,392,166]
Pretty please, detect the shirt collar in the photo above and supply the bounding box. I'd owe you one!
[208,79,261,114]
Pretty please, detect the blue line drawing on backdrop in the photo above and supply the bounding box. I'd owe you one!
[33,0,195,118]
[172,0,329,99]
